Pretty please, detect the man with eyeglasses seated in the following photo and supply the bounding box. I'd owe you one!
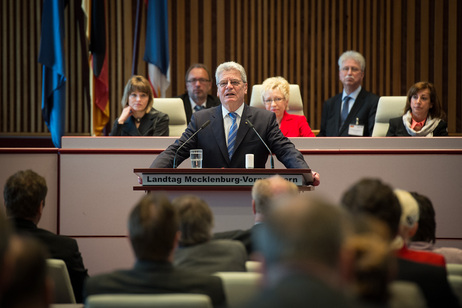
[318,50,379,137]
[151,61,320,186]
[178,63,220,124]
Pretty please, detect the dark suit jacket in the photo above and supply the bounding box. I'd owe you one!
[84,260,227,308]
[386,117,448,136]
[213,224,264,258]
[109,109,169,136]
[11,218,88,303]
[177,93,221,124]
[174,239,247,274]
[396,257,460,308]
[150,104,309,169]
[318,88,379,136]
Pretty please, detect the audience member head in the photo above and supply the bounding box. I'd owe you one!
[347,215,395,304]
[410,192,436,244]
[0,234,51,308]
[341,178,401,239]
[261,77,290,121]
[215,62,248,112]
[0,209,12,300]
[259,194,353,277]
[128,194,179,262]
[185,63,214,105]
[404,81,446,120]
[251,175,298,221]
[394,189,420,244]
[172,195,213,247]
[3,170,48,224]
[338,50,365,93]
[120,75,154,112]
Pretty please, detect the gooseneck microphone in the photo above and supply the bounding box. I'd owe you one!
[173,120,211,168]
[245,119,274,169]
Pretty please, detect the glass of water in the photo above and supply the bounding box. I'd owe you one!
[190,149,203,168]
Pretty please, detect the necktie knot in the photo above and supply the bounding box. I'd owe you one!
[194,105,205,112]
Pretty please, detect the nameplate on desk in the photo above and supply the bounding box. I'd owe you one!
[142,173,305,186]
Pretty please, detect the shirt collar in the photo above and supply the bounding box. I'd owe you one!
[222,103,245,119]
[189,97,207,110]
[343,86,362,101]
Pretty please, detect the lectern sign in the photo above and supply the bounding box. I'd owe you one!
[134,168,313,191]
[142,173,305,186]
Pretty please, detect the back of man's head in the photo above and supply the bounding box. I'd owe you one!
[3,170,47,220]
[1,234,51,308]
[341,178,401,238]
[261,194,351,268]
[128,194,179,261]
[251,175,298,217]
[410,192,436,243]
[172,195,213,247]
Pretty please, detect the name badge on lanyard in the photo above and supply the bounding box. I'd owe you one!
[348,118,364,136]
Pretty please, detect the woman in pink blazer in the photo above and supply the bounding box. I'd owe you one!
[261,77,315,137]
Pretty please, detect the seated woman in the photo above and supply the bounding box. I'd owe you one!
[110,75,169,136]
[261,77,315,137]
[386,81,448,136]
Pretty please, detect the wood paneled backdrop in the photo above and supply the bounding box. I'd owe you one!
[1,0,461,139]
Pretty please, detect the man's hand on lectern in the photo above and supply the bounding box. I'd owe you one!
[312,171,320,186]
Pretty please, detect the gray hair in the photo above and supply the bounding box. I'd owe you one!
[338,50,366,72]
[215,61,247,84]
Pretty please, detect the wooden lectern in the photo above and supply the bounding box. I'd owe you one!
[134,168,314,191]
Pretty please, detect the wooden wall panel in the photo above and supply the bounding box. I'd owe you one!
[1,0,461,139]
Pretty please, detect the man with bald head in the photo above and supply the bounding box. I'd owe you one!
[213,175,299,257]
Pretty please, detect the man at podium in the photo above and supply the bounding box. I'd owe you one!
[150,61,320,186]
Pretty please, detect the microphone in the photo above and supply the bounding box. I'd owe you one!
[245,119,274,169]
[173,120,211,168]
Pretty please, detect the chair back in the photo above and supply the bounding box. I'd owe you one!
[153,98,187,136]
[47,258,76,304]
[245,261,262,273]
[448,263,462,276]
[213,272,262,308]
[372,96,407,137]
[85,294,213,308]
[250,84,304,115]
[448,275,462,306]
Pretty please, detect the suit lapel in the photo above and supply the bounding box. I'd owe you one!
[210,107,229,162]
[344,88,365,126]
[234,105,252,152]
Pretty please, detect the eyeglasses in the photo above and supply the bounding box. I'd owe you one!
[217,80,243,88]
[187,78,210,84]
[264,97,285,104]
[340,66,361,73]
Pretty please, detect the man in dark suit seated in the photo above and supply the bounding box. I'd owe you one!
[178,63,220,124]
[341,178,460,308]
[3,169,88,303]
[84,193,227,308]
[213,175,299,258]
[151,61,320,185]
[318,50,379,137]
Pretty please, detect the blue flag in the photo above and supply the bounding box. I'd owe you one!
[39,0,66,148]
[144,0,170,97]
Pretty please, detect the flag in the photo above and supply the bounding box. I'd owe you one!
[38,0,66,148]
[89,0,110,136]
[144,0,170,97]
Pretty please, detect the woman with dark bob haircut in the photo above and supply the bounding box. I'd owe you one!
[387,81,447,136]
[110,75,169,136]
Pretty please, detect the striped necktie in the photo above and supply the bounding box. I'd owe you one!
[227,112,238,159]
[340,96,352,128]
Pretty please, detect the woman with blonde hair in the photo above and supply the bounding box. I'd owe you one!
[261,77,315,137]
[110,75,169,136]
[387,82,447,136]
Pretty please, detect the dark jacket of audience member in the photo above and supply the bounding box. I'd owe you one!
[84,194,227,308]
[3,170,88,303]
